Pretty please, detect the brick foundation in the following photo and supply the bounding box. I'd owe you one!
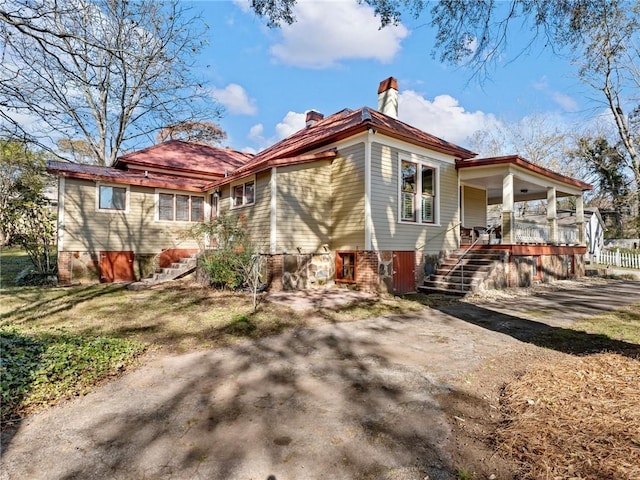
[355,251,379,293]
[267,254,283,291]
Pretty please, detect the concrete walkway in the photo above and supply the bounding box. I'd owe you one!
[1,280,639,480]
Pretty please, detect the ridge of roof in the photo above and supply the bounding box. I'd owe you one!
[114,140,253,176]
[238,106,476,175]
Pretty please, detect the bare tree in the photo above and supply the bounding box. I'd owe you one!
[470,113,584,178]
[0,0,221,166]
[156,121,227,146]
[575,2,639,234]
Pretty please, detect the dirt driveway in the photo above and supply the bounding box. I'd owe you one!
[1,279,639,480]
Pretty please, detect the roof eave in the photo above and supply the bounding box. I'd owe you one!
[456,156,592,191]
[47,166,207,192]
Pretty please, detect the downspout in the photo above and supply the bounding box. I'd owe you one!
[57,176,65,253]
[364,131,373,251]
[270,167,277,254]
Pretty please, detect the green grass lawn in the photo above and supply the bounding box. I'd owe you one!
[0,246,33,287]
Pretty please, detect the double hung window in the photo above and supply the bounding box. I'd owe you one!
[400,158,437,224]
[158,193,204,222]
[231,178,255,208]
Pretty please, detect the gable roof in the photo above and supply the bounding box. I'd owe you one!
[238,107,476,173]
[114,140,252,177]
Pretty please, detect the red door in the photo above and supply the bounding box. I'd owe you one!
[100,251,135,283]
[392,251,416,294]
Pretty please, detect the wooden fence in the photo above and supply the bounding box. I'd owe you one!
[594,250,640,269]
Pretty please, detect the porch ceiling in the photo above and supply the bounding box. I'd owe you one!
[457,156,591,205]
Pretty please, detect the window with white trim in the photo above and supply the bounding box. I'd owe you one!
[157,192,204,222]
[231,177,255,208]
[399,157,437,224]
[97,184,128,212]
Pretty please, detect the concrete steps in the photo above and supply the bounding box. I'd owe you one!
[419,248,506,295]
[128,254,198,289]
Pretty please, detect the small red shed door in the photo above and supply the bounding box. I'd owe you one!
[392,251,416,294]
[100,251,135,283]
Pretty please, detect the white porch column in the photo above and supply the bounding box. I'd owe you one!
[547,186,557,244]
[502,173,515,243]
[575,194,585,245]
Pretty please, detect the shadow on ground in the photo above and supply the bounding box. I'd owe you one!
[1,314,473,480]
[437,280,640,358]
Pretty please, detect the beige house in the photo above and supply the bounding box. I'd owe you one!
[48,77,592,293]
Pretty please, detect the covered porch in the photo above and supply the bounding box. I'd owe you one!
[456,155,592,247]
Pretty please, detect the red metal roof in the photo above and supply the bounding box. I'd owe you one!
[114,140,253,177]
[239,107,476,172]
[456,155,592,191]
[47,161,209,192]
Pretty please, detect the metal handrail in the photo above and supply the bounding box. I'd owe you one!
[445,224,499,292]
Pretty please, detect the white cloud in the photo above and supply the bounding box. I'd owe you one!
[210,84,257,115]
[269,1,409,68]
[398,90,499,145]
[275,111,306,139]
[248,123,264,141]
[532,76,549,90]
[551,92,579,112]
[245,111,306,152]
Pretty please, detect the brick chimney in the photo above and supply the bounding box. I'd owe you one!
[305,110,324,127]
[377,77,398,119]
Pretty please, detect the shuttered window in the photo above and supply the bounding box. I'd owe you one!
[399,157,438,225]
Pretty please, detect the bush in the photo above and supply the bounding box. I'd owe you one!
[200,247,254,289]
[189,213,259,291]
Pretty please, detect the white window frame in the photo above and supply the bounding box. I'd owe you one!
[230,175,256,209]
[96,182,130,213]
[397,154,439,226]
[155,189,206,223]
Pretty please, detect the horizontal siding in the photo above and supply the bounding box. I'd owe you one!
[370,142,460,254]
[331,143,365,250]
[276,161,331,252]
[463,186,487,228]
[62,178,200,254]
[218,171,271,253]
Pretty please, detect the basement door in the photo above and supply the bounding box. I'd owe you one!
[392,251,416,294]
[100,251,135,283]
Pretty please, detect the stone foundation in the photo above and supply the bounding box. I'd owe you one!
[280,253,334,290]
[507,252,585,287]
[57,251,99,284]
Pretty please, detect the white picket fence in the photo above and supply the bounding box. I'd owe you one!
[594,250,640,269]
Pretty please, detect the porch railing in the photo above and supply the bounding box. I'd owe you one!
[514,221,579,245]
[447,224,500,292]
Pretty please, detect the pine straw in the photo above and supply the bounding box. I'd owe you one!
[496,353,640,480]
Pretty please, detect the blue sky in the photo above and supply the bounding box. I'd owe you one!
[191,0,592,154]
